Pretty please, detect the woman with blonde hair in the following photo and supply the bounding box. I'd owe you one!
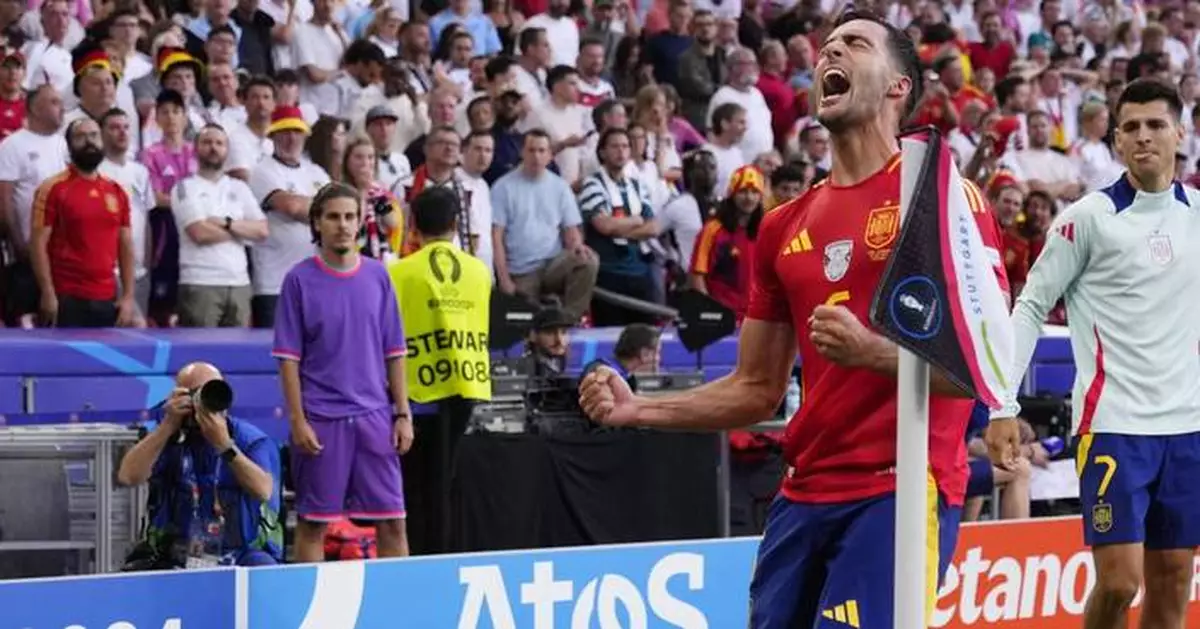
[342,136,403,260]
[363,6,403,57]
[631,84,682,183]
[305,116,350,182]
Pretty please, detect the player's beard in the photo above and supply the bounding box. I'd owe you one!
[70,143,104,172]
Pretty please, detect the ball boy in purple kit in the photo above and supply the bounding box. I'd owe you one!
[272,182,415,561]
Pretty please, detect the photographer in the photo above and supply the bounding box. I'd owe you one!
[117,362,282,569]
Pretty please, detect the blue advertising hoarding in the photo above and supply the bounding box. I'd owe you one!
[248,538,759,628]
[0,569,238,629]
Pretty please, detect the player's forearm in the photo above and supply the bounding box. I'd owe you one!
[30,232,54,297]
[861,335,973,398]
[630,374,782,430]
[228,453,274,502]
[118,232,136,302]
[386,357,410,413]
[116,423,174,485]
[278,360,306,424]
[988,299,1046,418]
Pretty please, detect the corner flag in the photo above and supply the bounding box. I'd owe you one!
[868,129,1014,409]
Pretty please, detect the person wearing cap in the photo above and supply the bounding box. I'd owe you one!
[62,44,118,131]
[387,186,491,555]
[365,104,412,191]
[0,48,25,141]
[523,298,574,377]
[690,164,764,321]
[0,84,66,327]
[142,89,198,209]
[141,46,208,148]
[247,105,331,327]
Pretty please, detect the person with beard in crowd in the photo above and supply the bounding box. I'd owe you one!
[485,88,526,183]
[30,117,137,327]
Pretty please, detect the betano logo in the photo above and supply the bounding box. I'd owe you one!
[457,552,709,629]
[933,517,1200,629]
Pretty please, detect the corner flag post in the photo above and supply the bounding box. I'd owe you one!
[895,351,930,629]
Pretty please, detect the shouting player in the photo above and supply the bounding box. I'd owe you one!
[987,79,1200,629]
[579,11,1008,628]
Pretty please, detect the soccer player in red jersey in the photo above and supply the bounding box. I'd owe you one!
[581,11,1008,628]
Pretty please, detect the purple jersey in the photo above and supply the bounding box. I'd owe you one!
[272,255,406,419]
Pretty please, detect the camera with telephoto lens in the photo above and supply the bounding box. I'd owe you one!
[191,379,234,415]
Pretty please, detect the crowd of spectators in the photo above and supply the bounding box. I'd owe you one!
[0,0,1182,525]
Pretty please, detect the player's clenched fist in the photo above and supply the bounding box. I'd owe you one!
[807,305,883,368]
[579,366,639,426]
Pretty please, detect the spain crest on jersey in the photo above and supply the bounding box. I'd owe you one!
[868,129,1014,409]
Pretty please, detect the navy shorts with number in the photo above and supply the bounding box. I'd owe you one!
[748,484,962,629]
[1077,432,1200,550]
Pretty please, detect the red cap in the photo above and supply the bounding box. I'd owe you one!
[267,106,310,135]
[155,46,201,77]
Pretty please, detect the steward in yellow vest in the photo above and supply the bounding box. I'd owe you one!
[387,192,492,405]
[386,186,491,555]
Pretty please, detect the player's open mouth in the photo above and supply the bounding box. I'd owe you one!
[820,68,851,105]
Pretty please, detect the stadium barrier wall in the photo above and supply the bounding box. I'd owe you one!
[2,516,1196,629]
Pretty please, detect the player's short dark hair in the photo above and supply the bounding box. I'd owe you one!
[613,323,661,360]
[426,125,460,146]
[711,102,744,135]
[833,10,923,119]
[466,95,490,117]
[523,128,552,147]
[579,35,605,51]
[343,39,386,66]
[1116,78,1183,120]
[598,127,628,153]
[244,75,276,96]
[545,64,577,91]
[518,27,545,54]
[411,186,459,237]
[208,24,236,41]
[771,163,806,186]
[274,68,300,86]
[484,55,515,81]
[462,129,492,149]
[994,76,1026,108]
[309,182,361,245]
[99,107,127,126]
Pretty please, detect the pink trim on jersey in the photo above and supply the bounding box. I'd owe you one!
[1078,325,1106,435]
[346,510,407,520]
[271,350,301,361]
[385,348,407,359]
[313,254,362,278]
[298,512,346,523]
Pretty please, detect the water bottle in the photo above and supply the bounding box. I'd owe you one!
[784,377,801,420]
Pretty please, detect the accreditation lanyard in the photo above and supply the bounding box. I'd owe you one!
[179,445,225,565]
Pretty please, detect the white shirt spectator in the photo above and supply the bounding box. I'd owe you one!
[577,76,615,108]
[1036,89,1083,147]
[522,14,579,67]
[172,173,264,286]
[248,156,331,296]
[291,21,348,116]
[458,167,494,276]
[693,0,741,20]
[376,151,412,191]
[207,103,247,130]
[514,65,547,110]
[333,73,383,121]
[347,92,427,154]
[1072,139,1123,193]
[21,39,72,100]
[657,192,703,271]
[226,123,273,175]
[703,141,748,198]
[1012,147,1083,194]
[708,85,774,163]
[0,128,68,247]
[99,157,154,280]
[261,0,314,69]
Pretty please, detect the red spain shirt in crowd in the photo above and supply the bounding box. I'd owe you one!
[748,153,1009,507]
[32,166,131,301]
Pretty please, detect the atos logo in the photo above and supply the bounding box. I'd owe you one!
[457,552,710,628]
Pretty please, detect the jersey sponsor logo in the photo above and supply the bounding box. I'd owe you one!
[823,239,853,282]
[781,228,813,256]
[821,600,861,627]
[864,204,899,261]
[1148,233,1173,265]
[1057,222,1075,243]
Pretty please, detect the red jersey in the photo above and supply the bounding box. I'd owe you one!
[691,219,755,320]
[0,96,24,141]
[32,167,131,301]
[747,154,1008,506]
[1002,228,1030,287]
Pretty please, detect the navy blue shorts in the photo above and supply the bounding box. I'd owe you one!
[965,458,994,498]
[1077,432,1200,549]
[748,484,962,628]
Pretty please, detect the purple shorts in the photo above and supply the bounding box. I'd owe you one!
[292,407,406,522]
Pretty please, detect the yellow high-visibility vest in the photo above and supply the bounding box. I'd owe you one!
[387,241,493,403]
